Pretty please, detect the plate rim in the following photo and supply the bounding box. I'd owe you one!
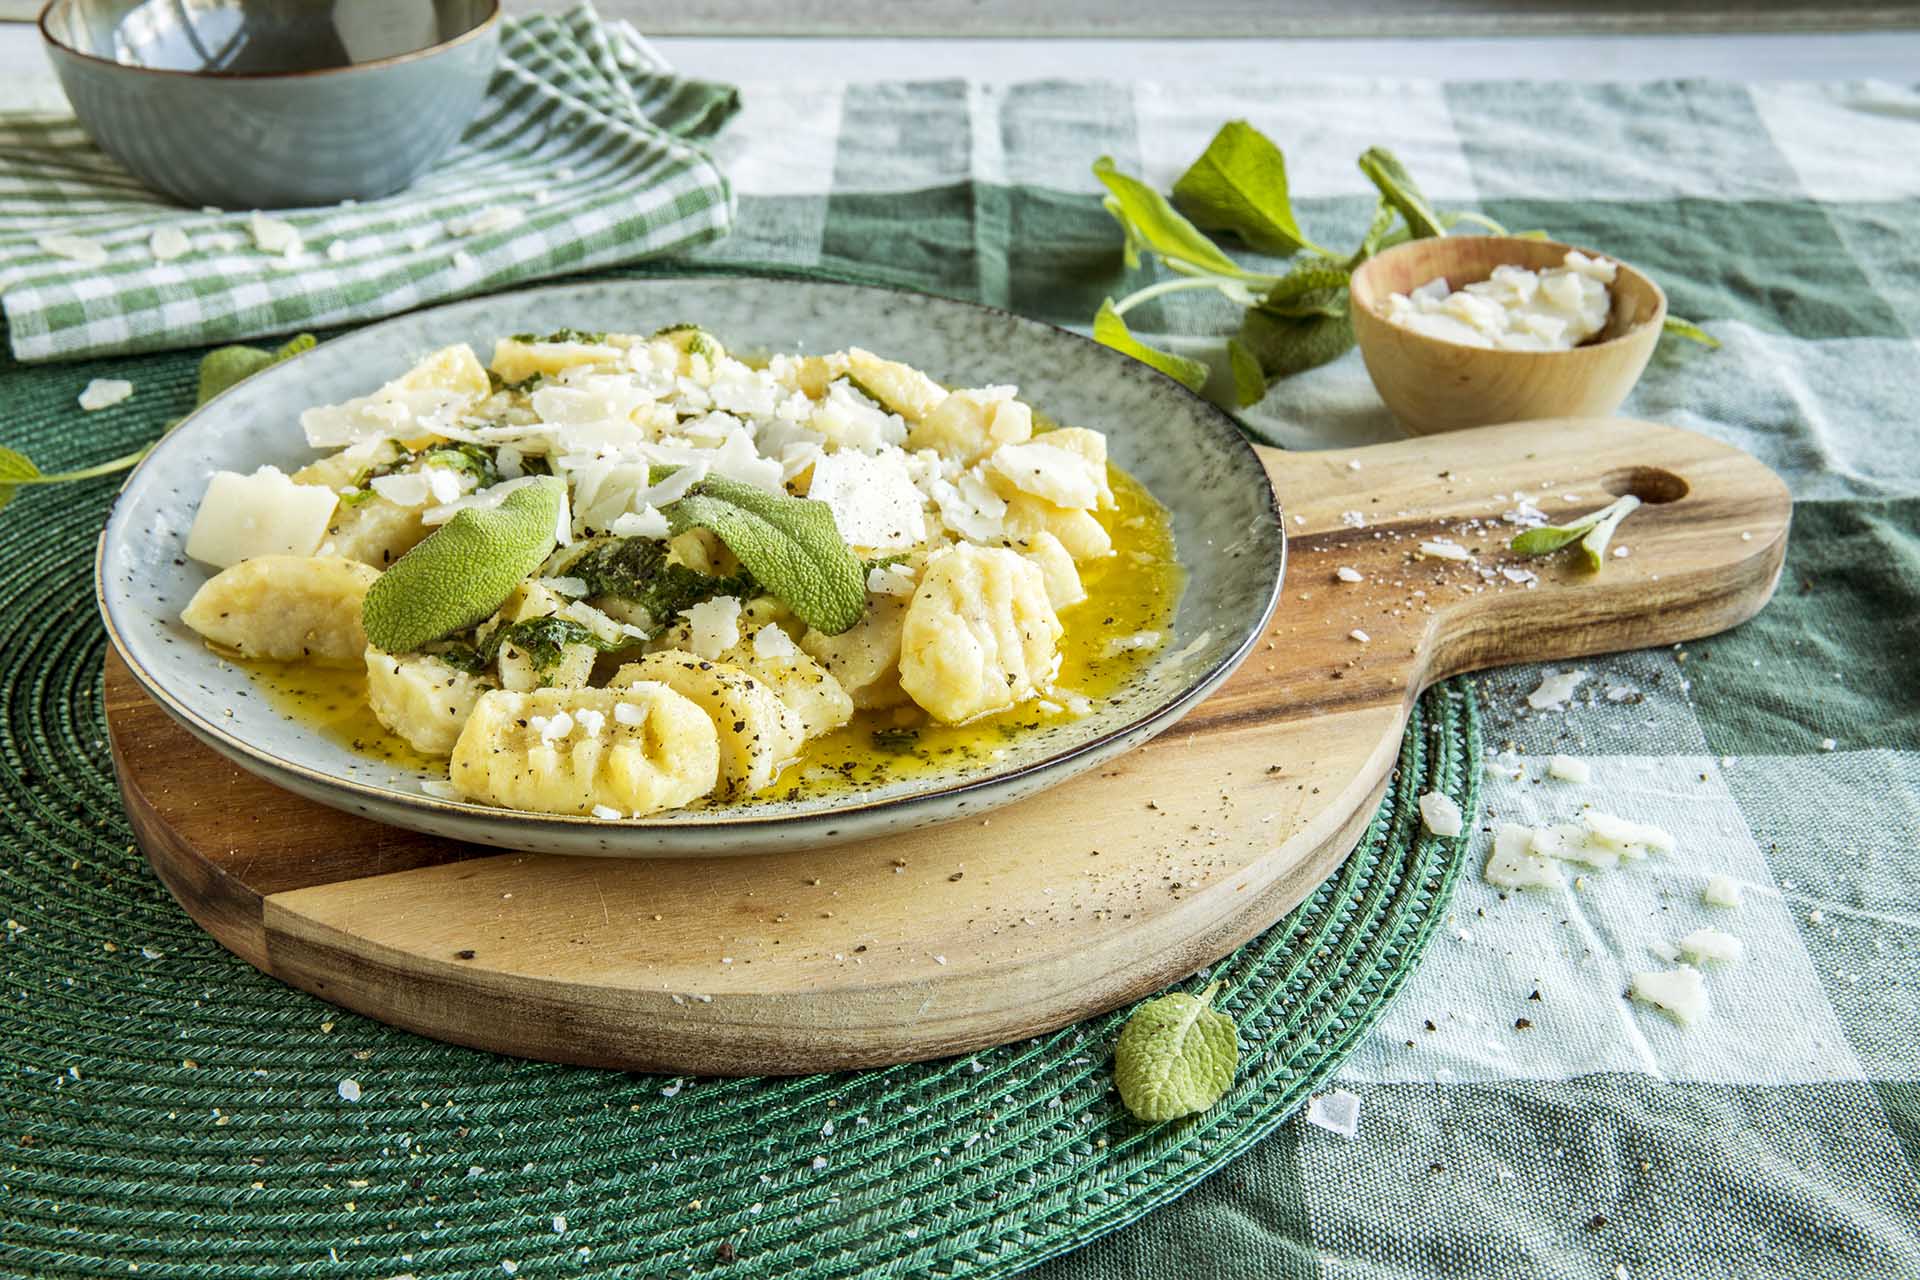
[96,274,1286,837]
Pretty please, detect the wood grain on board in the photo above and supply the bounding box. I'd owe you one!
[106,417,1791,1074]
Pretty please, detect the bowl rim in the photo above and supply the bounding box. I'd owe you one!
[1347,233,1668,357]
[38,0,501,81]
[92,274,1288,839]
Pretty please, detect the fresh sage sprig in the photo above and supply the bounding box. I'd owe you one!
[1092,121,1718,411]
[0,445,151,515]
[0,333,317,515]
[1510,494,1643,572]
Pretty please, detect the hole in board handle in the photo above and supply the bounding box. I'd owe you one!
[1603,466,1688,504]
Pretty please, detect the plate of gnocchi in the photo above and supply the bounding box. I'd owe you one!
[97,278,1285,855]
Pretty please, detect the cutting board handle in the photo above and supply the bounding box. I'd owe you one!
[1254,416,1791,693]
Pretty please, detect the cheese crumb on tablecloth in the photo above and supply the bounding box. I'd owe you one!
[149,227,191,261]
[1483,823,1565,892]
[1546,754,1592,783]
[1527,669,1589,709]
[1677,926,1744,965]
[1628,965,1709,1026]
[1702,874,1744,909]
[39,232,107,265]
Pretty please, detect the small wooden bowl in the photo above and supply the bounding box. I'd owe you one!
[1349,236,1666,436]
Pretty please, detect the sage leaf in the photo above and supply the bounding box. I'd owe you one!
[1509,494,1642,573]
[1577,495,1641,570]
[1508,524,1589,559]
[1351,196,1399,266]
[1357,147,1447,241]
[1237,302,1356,385]
[664,474,866,635]
[1259,261,1353,319]
[0,446,39,514]
[1093,299,1212,393]
[1113,980,1239,1122]
[362,477,565,653]
[566,535,755,633]
[1093,155,1245,278]
[1226,339,1267,409]
[1103,195,1145,271]
[1662,316,1720,349]
[1171,120,1328,258]
[197,333,317,405]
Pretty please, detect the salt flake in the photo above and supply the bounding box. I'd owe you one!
[1303,1089,1361,1138]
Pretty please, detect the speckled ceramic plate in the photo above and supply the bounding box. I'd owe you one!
[97,278,1284,855]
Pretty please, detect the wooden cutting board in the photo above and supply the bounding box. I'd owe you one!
[106,417,1791,1075]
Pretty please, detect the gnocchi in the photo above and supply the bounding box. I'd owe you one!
[181,555,379,664]
[612,651,808,798]
[366,650,494,755]
[449,685,719,816]
[179,329,1177,820]
[899,545,1063,724]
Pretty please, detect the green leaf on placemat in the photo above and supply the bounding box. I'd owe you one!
[1115,980,1241,1122]
[0,446,40,514]
[196,333,317,405]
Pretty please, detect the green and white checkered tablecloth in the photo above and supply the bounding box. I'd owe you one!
[687,75,1920,1277]
[6,56,1920,1277]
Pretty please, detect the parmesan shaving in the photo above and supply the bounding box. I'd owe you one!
[1627,966,1709,1027]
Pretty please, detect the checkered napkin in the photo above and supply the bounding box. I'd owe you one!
[0,2,739,362]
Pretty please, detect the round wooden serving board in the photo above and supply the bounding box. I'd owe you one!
[106,418,1791,1075]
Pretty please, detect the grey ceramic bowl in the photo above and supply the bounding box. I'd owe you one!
[40,0,500,209]
[98,277,1287,857]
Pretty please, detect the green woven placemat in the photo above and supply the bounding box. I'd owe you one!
[0,306,1481,1280]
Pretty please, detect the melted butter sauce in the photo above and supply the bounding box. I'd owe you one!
[246,463,1183,806]
[246,661,442,773]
